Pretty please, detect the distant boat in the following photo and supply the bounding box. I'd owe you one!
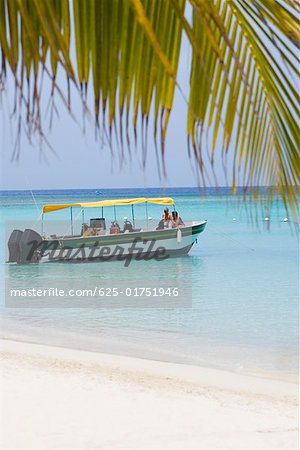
[7,197,207,264]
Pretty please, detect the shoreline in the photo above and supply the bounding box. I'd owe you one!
[1,318,298,383]
[1,336,299,387]
[1,339,298,449]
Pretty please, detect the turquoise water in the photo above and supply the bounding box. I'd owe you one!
[0,188,299,377]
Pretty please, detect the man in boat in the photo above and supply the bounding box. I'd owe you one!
[156,207,172,230]
[122,218,134,233]
[162,207,172,221]
[110,221,120,234]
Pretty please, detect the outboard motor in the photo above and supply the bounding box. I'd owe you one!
[7,229,23,263]
[18,229,43,264]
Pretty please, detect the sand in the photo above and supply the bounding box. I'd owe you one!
[0,339,298,449]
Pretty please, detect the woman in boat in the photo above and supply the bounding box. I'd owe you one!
[171,211,184,227]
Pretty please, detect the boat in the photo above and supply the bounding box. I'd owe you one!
[7,197,207,264]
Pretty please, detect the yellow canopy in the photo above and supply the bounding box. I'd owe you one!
[42,197,174,214]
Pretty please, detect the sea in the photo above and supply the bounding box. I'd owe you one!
[0,188,299,380]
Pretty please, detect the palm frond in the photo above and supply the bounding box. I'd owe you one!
[184,0,299,216]
[0,0,299,217]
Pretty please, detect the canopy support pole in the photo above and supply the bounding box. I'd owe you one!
[114,206,117,221]
[102,206,104,218]
[145,202,149,230]
[70,207,74,235]
[81,209,84,236]
[41,213,44,236]
[131,205,135,229]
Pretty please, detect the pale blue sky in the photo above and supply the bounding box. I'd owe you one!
[0,23,228,191]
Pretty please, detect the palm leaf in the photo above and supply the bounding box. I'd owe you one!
[0,0,299,218]
[183,0,299,217]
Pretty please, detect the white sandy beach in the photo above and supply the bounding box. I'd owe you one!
[0,339,298,449]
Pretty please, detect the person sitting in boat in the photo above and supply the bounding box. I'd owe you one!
[123,218,133,233]
[156,207,172,230]
[110,221,120,234]
[171,211,184,227]
[82,224,97,237]
[162,207,172,222]
[81,223,89,236]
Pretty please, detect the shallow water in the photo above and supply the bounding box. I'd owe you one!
[0,188,298,377]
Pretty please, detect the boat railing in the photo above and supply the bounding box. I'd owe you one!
[44,220,201,240]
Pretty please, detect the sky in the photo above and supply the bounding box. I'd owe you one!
[0,14,228,191]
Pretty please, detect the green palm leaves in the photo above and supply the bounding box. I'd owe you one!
[185,0,299,217]
[0,0,299,216]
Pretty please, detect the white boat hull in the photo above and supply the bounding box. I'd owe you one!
[8,221,207,264]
